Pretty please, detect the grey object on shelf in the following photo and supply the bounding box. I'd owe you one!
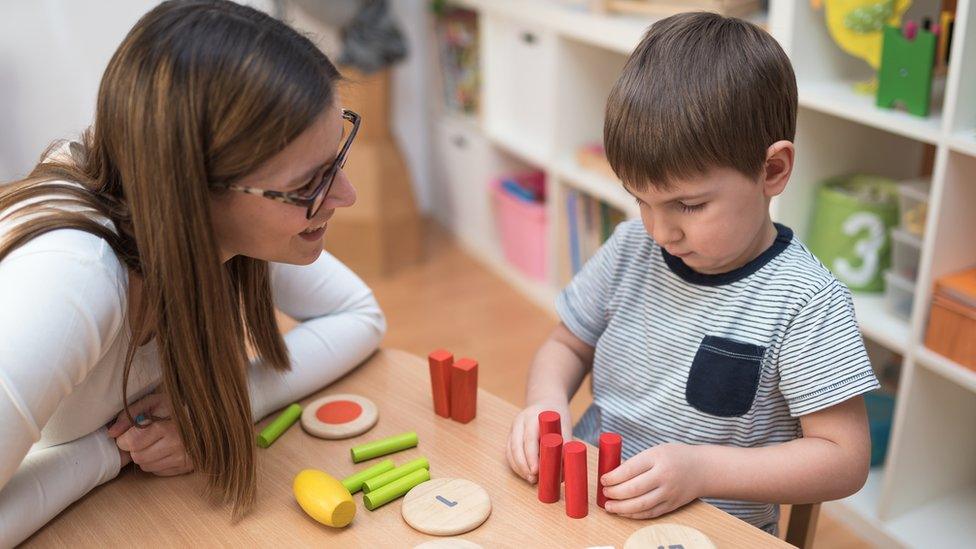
[289,0,407,73]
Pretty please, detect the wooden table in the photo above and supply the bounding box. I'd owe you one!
[26,350,790,548]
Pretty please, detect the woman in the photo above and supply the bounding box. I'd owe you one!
[0,1,386,544]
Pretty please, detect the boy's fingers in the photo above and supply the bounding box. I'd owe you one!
[510,419,532,482]
[605,486,663,516]
[620,500,673,520]
[602,453,651,486]
[603,468,657,501]
[524,423,540,475]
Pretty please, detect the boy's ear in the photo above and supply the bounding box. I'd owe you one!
[762,140,794,198]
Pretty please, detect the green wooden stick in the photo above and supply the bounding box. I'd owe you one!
[341,459,396,494]
[362,457,430,493]
[256,403,302,448]
[350,431,418,463]
[363,468,430,511]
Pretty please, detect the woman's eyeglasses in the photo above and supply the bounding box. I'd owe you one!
[213,109,360,219]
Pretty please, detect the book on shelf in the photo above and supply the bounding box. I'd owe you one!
[565,189,627,275]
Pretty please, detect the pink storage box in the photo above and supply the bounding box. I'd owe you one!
[491,172,547,282]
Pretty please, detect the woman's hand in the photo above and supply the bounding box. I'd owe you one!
[506,400,573,484]
[107,391,193,477]
[601,442,706,519]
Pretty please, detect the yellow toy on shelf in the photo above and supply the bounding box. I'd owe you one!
[293,469,356,528]
[811,0,913,93]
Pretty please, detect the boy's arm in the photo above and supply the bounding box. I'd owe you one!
[699,395,871,502]
[507,322,593,483]
[525,322,594,407]
[600,396,871,518]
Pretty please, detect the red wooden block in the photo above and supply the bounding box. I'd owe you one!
[538,410,561,439]
[563,441,588,518]
[428,349,453,418]
[450,357,478,423]
[597,432,622,509]
[538,433,563,504]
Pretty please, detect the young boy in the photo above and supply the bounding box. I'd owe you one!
[506,12,877,535]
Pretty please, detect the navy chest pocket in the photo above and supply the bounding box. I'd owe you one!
[685,335,765,417]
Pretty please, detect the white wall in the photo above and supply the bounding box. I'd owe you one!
[0,0,153,180]
[0,0,432,213]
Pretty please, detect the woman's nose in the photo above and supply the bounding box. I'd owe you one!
[327,169,356,209]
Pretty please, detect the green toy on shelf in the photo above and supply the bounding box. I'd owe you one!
[877,23,937,116]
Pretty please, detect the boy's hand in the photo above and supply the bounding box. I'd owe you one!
[107,391,193,477]
[601,442,706,519]
[506,401,573,484]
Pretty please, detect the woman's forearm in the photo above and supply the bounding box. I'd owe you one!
[0,428,121,547]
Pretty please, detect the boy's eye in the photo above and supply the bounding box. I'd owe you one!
[679,202,705,213]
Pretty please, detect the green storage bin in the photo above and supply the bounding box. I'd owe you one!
[807,175,899,292]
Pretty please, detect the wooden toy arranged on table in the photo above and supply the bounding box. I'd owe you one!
[624,523,716,549]
[302,393,379,439]
[253,348,488,534]
[535,410,623,519]
[428,348,478,423]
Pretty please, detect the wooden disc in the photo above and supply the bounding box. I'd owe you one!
[401,478,491,536]
[413,540,483,549]
[624,523,716,549]
[301,394,378,440]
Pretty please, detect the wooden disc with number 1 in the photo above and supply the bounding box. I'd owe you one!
[402,478,491,536]
[301,394,378,440]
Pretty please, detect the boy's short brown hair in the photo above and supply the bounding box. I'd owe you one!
[604,12,797,190]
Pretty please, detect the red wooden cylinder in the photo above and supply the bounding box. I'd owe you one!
[538,410,563,482]
[597,432,622,509]
[563,441,588,518]
[538,433,563,503]
[538,410,561,439]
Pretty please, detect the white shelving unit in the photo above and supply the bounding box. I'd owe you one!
[424,1,976,545]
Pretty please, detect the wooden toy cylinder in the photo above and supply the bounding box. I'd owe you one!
[538,410,563,482]
[563,441,588,518]
[538,433,563,503]
[538,410,561,438]
[428,349,454,418]
[597,432,622,509]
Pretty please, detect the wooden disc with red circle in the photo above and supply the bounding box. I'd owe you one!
[301,394,379,440]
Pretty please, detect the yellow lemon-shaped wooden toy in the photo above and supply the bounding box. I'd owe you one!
[293,469,356,528]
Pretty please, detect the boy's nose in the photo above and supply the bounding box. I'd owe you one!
[651,219,682,246]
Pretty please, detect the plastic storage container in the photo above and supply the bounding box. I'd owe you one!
[492,171,547,282]
[925,268,976,371]
[884,270,916,320]
[864,391,896,467]
[807,175,899,292]
[897,179,929,238]
[890,226,923,281]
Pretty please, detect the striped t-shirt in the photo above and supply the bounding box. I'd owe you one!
[557,219,879,532]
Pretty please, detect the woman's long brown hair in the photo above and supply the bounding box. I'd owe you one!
[0,0,341,517]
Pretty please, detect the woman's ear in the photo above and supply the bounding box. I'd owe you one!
[762,140,794,198]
